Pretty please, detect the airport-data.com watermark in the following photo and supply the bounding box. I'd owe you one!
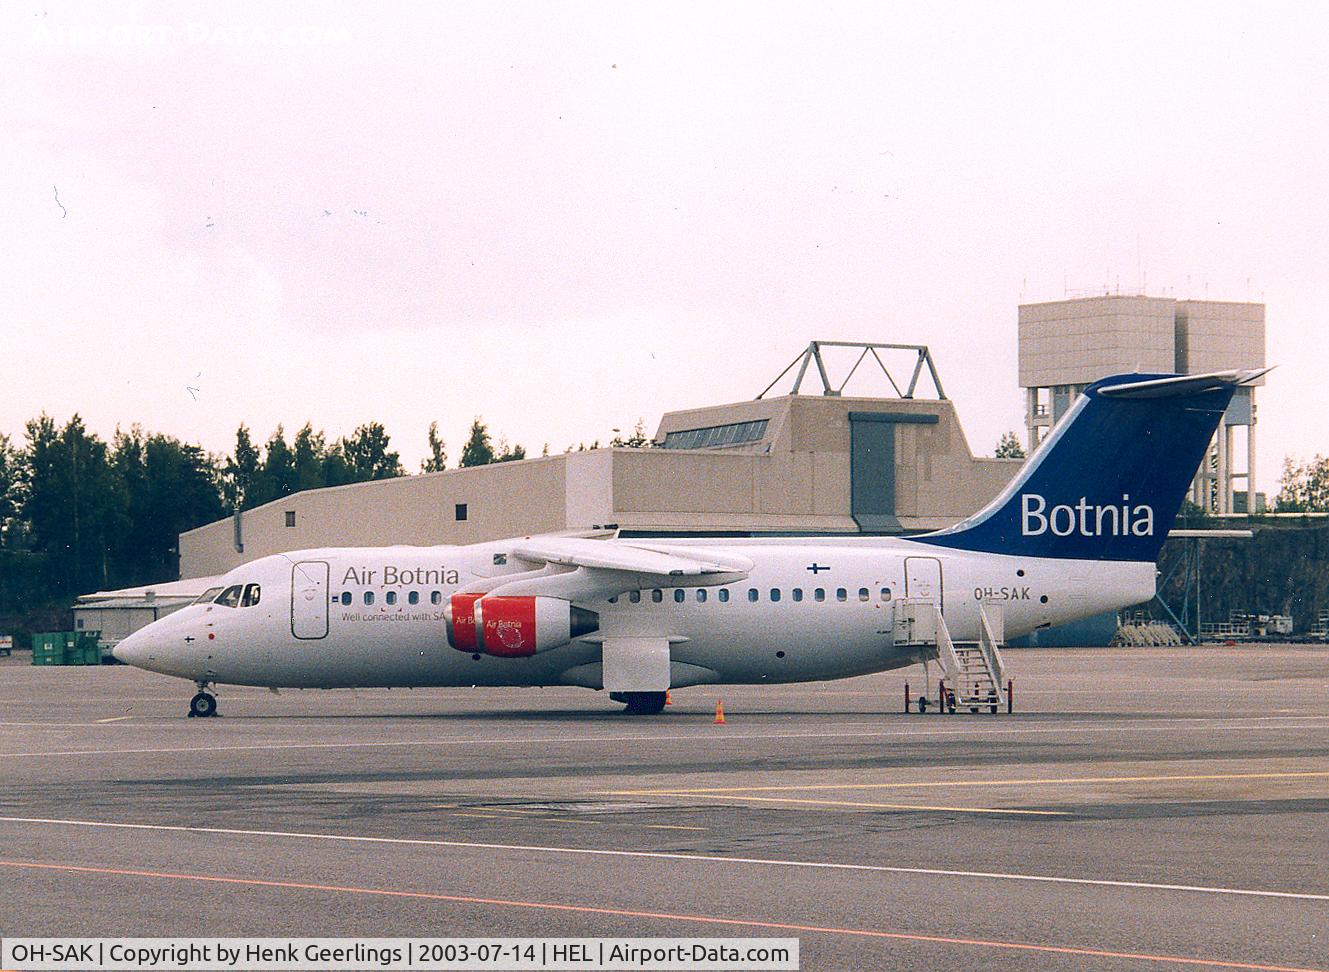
[29,21,352,49]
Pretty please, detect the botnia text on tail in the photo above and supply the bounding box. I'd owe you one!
[917,369,1270,562]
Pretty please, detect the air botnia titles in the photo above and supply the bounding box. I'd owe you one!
[340,565,460,586]
[1021,494,1155,537]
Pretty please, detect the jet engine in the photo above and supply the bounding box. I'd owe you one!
[445,594,598,657]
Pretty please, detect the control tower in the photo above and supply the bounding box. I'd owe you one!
[1018,295,1266,513]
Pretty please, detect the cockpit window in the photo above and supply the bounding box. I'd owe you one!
[241,583,261,607]
[214,585,244,608]
[193,587,223,605]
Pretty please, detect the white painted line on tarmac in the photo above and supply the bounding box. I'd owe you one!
[3,715,1329,759]
[0,814,1326,904]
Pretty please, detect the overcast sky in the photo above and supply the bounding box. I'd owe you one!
[3,1,1326,495]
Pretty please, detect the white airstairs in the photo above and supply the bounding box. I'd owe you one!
[894,597,1010,714]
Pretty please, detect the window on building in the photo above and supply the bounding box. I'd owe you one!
[718,589,729,603]
[284,511,296,528]
[814,588,825,602]
[836,588,847,602]
[792,588,803,602]
[408,591,419,605]
[661,419,769,450]
[455,503,468,521]
[673,589,685,603]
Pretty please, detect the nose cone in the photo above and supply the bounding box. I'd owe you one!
[112,629,149,667]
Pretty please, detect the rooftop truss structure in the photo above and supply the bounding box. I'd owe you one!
[757,341,947,400]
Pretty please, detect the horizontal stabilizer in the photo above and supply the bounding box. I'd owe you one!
[1096,368,1271,399]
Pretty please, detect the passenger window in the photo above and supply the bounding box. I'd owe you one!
[629,591,641,604]
[814,588,825,602]
[364,591,375,605]
[792,588,803,602]
[858,587,870,602]
[747,589,758,603]
[431,591,442,605]
[214,585,243,608]
[341,592,352,605]
[836,588,847,602]
[770,588,781,602]
[696,589,707,603]
[673,589,685,603]
[651,589,663,603]
[718,589,729,603]
[408,591,419,605]
[386,591,397,606]
[240,583,261,608]
[880,587,892,601]
[608,595,618,603]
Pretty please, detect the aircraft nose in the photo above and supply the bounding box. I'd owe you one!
[112,630,148,666]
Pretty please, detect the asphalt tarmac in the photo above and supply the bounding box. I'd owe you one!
[1,646,1327,971]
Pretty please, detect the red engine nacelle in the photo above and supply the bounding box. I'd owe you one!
[445,594,598,657]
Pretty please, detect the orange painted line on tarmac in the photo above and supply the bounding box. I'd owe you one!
[615,769,1329,795]
[0,859,1324,972]
[678,794,1068,815]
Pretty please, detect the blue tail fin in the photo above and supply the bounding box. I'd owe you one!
[915,370,1265,562]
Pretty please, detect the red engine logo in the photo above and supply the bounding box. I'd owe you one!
[478,597,538,657]
[445,593,483,652]
[445,594,596,657]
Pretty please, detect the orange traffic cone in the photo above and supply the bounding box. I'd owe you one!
[714,699,726,724]
[665,690,673,706]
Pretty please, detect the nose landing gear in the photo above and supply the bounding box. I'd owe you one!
[188,682,218,718]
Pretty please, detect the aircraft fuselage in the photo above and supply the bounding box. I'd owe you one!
[118,537,1153,691]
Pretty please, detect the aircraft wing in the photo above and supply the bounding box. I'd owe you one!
[461,537,752,602]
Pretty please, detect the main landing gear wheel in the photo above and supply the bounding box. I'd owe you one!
[622,691,667,715]
[189,691,217,718]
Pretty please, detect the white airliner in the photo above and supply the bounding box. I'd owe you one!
[113,369,1264,717]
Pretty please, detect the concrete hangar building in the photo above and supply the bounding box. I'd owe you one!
[179,343,1020,580]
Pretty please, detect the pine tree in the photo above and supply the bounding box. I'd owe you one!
[341,422,404,481]
[995,430,1026,459]
[422,421,447,472]
[224,424,261,509]
[460,418,495,467]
